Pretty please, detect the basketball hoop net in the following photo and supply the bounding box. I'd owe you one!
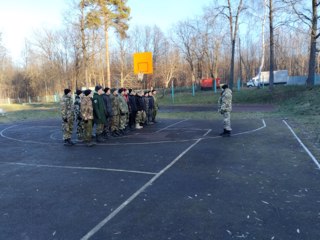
[138,72,144,81]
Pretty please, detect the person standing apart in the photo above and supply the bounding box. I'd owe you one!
[218,84,232,137]
[81,89,94,147]
[92,85,107,142]
[61,88,75,146]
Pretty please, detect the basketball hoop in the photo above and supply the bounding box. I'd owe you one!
[138,72,144,81]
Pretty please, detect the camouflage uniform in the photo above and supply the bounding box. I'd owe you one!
[218,88,232,131]
[60,94,74,140]
[110,93,120,133]
[143,94,150,124]
[152,94,159,122]
[81,95,94,143]
[118,94,129,130]
[74,95,84,140]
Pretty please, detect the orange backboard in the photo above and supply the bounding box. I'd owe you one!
[133,52,153,74]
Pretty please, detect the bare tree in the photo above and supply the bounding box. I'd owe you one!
[215,0,244,89]
[285,0,320,87]
[173,19,200,88]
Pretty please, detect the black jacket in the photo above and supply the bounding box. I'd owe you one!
[135,95,144,111]
[148,96,154,109]
[102,93,113,117]
[129,94,138,112]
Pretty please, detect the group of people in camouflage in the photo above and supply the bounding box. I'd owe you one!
[60,86,159,146]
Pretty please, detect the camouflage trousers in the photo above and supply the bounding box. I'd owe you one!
[223,112,232,131]
[76,119,85,140]
[95,123,105,135]
[104,116,112,134]
[135,111,146,124]
[152,108,158,122]
[62,120,73,140]
[111,115,120,132]
[119,113,129,130]
[83,119,93,142]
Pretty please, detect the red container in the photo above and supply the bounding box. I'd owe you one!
[200,78,220,90]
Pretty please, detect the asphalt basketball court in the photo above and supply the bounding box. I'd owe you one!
[0,116,319,240]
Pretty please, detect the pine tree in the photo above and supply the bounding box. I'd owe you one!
[85,0,130,87]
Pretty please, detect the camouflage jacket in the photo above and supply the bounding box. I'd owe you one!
[153,95,159,110]
[110,94,120,116]
[118,95,129,114]
[74,95,82,119]
[60,94,74,121]
[81,95,93,120]
[218,88,232,112]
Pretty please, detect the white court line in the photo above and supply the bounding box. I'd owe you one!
[0,125,52,145]
[231,119,266,136]
[155,119,189,133]
[1,119,266,145]
[1,162,157,175]
[283,120,320,170]
[203,129,212,137]
[80,138,203,240]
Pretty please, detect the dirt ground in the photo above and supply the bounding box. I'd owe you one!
[0,111,320,240]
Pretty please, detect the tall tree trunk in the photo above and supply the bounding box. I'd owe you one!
[238,38,243,86]
[269,0,275,90]
[307,0,317,87]
[227,0,243,90]
[80,0,88,88]
[104,20,111,87]
[230,39,236,89]
[258,0,267,86]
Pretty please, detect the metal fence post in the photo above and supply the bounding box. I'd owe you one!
[171,80,175,104]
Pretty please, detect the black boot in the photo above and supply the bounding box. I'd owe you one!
[111,131,119,137]
[64,138,74,146]
[102,131,109,140]
[116,130,123,136]
[224,130,231,137]
[96,134,106,143]
[124,126,130,133]
[219,129,227,136]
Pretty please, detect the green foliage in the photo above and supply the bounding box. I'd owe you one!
[84,0,130,37]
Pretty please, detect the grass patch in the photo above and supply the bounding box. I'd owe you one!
[158,85,320,116]
[0,103,60,123]
[158,111,278,121]
[158,85,320,156]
